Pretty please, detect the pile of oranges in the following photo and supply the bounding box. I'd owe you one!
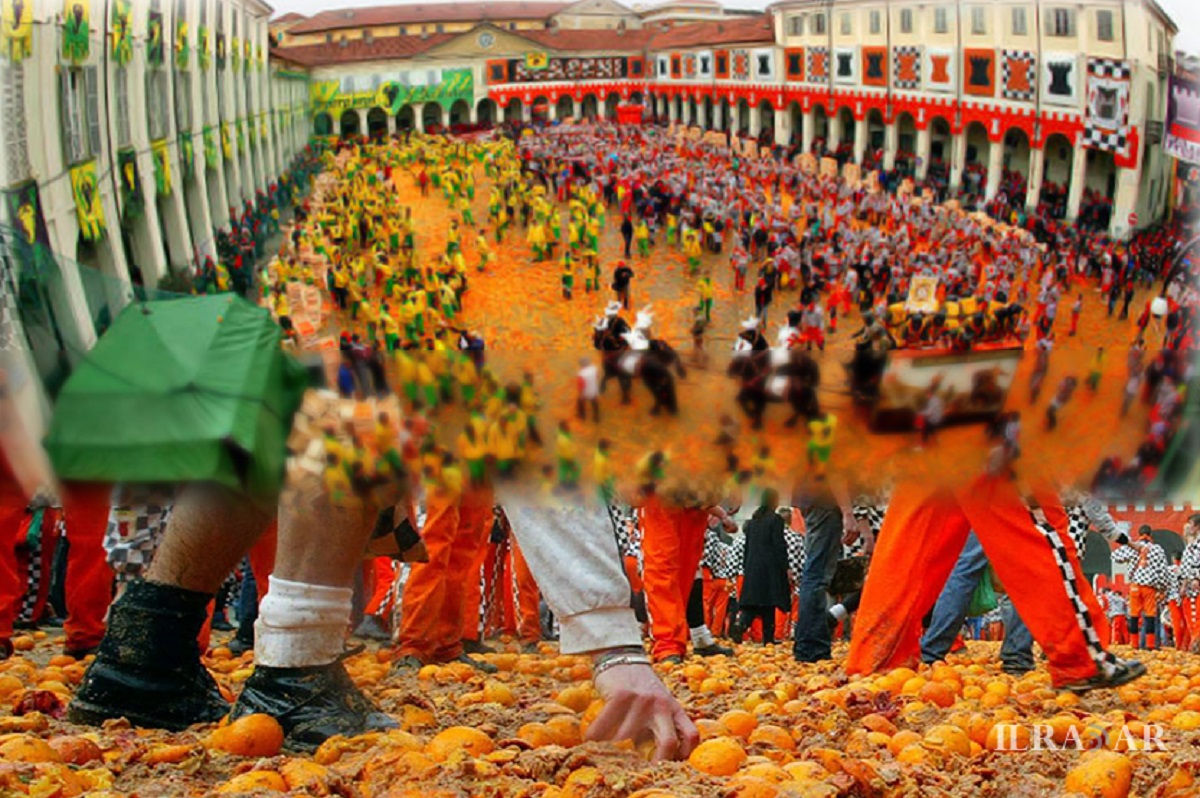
[2,633,1198,797]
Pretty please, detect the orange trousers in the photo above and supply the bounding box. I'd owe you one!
[0,460,27,644]
[847,477,1112,687]
[702,568,729,638]
[1169,599,1190,651]
[396,488,492,663]
[365,557,399,617]
[461,538,540,644]
[640,497,709,661]
[60,483,116,653]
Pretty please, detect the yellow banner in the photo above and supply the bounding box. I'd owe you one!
[69,161,106,241]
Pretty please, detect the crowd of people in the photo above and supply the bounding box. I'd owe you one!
[1,116,1197,761]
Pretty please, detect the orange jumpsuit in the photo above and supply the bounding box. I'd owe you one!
[640,495,709,661]
[848,477,1114,688]
[462,536,541,645]
[0,455,28,648]
[396,486,493,663]
[59,483,117,654]
[702,567,729,638]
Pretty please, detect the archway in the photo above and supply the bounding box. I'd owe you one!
[630,90,644,105]
[422,103,444,133]
[811,105,829,152]
[788,102,803,147]
[1042,133,1074,219]
[962,121,991,197]
[718,99,731,131]
[929,116,952,163]
[556,95,575,121]
[476,98,496,127]
[1082,148,1117,230]
[313,112,333,137]
[396,105,415,131]
[449,99,471,127]
[581,94,599,120]
[605,94,620,120]
[686,98,697,126]
[835,107,855,157]
[865,108,886,167]
[1002,127,1032,205]
[366,107,388,138]
[531,95,551,124]
[736,99,750,135]
[505,98,524,124]
[896,112,917,174]
[703,96,714,129]
[757,100,774,141]
[339,109,360,138]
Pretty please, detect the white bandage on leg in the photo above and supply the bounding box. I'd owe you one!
[829,604,848,621]
[690,625,716,649]
[254,576,353,668]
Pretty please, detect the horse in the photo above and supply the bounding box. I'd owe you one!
[728,348,821,429]
[592,324,680,416]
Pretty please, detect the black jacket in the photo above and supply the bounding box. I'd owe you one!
[739,509,791,611]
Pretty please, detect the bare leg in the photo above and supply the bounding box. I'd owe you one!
[145,482,271,592]
[271,493,375,588]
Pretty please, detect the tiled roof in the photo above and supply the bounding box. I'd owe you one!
[521,27,657,52]
[287,2,572,34]
[271,34,457,66]
[646,14,773,48]
[272,12,306,24]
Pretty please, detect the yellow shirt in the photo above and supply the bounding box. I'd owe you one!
[809,414,837,447]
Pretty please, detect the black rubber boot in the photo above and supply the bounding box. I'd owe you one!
[68,581,228,730]
[231,660,398,752]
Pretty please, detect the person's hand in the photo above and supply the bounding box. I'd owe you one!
[587,662,700,761]
[841,513,865,546]
[722,516,738,534]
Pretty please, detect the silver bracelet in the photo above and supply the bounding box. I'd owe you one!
[592,652,652,676]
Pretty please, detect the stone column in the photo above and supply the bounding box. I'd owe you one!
[774,108,790,147]
[883,122,899,171]
[749,104,762,138]
[1065,137,1088,221]
[548,101,558,121]
[668,98,678,123]
[984,138,1005,201]
[828,112,843,152]
[413,103,425,132]
[801,109,814,153]
[714,103,725,131]
[949,131,967,191]
[915,125,932,180]
[1025,145,1045,210]
[1111,165,1141,238]
[386,114,396,136]
[853,116,869,164]
[356,107,368,136]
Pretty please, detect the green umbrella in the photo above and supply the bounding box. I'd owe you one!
[45,294,308,499]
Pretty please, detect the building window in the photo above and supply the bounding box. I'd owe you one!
[869,10,881,34]
[147,70,169,139]
[1096,10,1114,42]
[2,64,31,183]
[970,6,986,35]
[934,7,948,34]
[61,69,91,164]
[399,25,407,35]
[114,68,132,147]
[789,15,803,36]
[176,72,192,131]
[435,23,444,33]
[1012,7,1027,36]
[811,12,825,35]
[1047,8,1075,37]
[839,13,850,35]
[900,8,913,33]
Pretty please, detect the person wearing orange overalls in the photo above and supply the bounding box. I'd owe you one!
[847,443,1145,692]
[393,454,497,673]
[637,458,737,664]
[460,506,541,653]
[1179,516,1200,653]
